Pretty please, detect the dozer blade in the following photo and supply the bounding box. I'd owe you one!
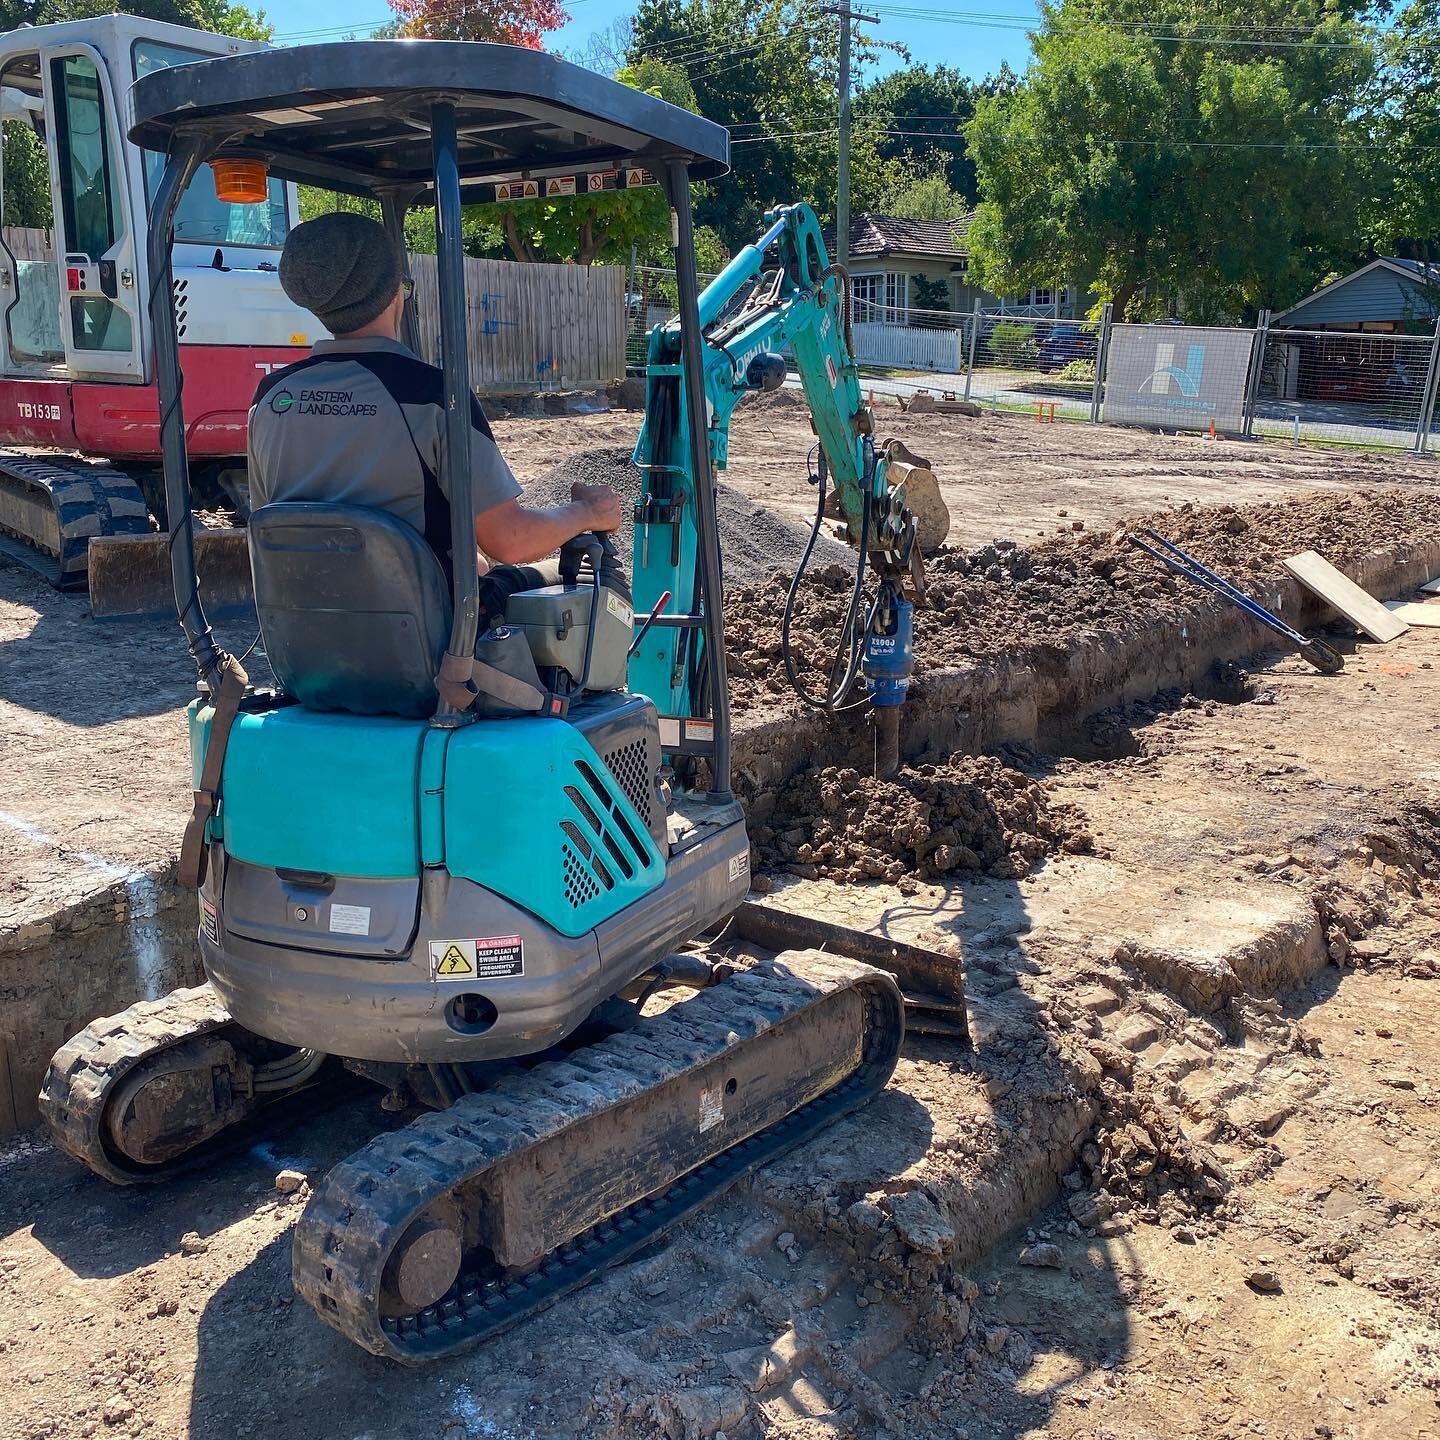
[88,527,254,620]
[724,900,970,1044]
[292,951,903,1364]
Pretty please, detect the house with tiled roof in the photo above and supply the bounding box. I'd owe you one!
[824,212,1080,321]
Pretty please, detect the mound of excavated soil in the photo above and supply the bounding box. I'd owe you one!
[752,754,1091,884]
[725,488,1440,714]
[526,446,849,588]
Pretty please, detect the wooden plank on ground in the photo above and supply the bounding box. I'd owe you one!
[1385,600,1440,627]
[1282,550,1409,643]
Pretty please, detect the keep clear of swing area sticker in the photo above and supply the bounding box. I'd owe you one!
[429,936,525,981]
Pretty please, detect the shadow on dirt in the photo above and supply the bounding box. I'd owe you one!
[15,1090,390,1277]
[0,552,267,726]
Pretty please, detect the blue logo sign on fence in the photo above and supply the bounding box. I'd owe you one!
[1105,326,1252,434]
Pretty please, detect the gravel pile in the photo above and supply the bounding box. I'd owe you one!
[752,754,1091,884]
[526,447,849,588]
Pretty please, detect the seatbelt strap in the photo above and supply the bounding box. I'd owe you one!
[436,649,546,713]
[472,657,545,712]
[179,653,249,890]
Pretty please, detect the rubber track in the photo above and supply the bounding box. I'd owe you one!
[293,954,903,1364]
[0,451,151,589]
[38,984,232,1185]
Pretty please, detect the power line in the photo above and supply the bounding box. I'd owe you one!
[728,125,1440,153]
[863,3,1437,51]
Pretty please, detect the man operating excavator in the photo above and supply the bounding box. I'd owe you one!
[247,212,624,630]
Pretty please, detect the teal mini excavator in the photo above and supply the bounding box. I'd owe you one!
[40,41,948,1363]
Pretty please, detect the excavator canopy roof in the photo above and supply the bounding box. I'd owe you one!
[128,40,731,201]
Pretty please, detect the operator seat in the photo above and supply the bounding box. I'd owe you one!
[248,502,451,719]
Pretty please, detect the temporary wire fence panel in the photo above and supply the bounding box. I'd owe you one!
[620,265,1440,455]
[1103,324,1255,434]
[409,253,625,394]
[964,314,1100,418]
[625,264,718,371]
[1255,328,1437,450]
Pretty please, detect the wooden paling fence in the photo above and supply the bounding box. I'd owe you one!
[1,225,53,260]
[408,253,626,394]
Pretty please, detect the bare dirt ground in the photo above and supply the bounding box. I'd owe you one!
[4,402,1436,934]
[3,591,1440,1437]
[3,407,1440,1440]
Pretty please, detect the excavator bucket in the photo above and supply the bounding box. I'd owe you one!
[882,440,951,554]
[87,528,254,620]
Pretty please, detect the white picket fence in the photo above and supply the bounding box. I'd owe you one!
[850,319,963,372]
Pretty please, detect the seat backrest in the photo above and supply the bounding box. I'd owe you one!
[248,502,452,719]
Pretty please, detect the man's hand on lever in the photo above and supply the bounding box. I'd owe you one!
[473,482,623,565]
[570,480,623,534]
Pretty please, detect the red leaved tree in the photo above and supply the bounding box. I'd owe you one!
[388,0,568,46]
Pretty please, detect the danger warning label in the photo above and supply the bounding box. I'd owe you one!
[428,936,525,980]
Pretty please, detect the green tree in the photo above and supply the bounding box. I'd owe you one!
[964,0,1376,319]
[854,65,979,205]
[481,57,696,264]
[629,0,844,250]
[0,0,267,31]
[1362,0,1440,258]
[874,165,966,222]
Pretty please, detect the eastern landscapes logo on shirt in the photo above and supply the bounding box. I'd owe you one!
[269,387,378,418]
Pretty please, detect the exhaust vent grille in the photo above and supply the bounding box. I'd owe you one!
[601,737,654,832]
[558,758,653,908]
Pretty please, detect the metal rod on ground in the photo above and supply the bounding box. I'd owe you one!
[1412,316,1440,456]
[1089,301,1112,424]
[963,298,981,403]
[1242,307,1270,440]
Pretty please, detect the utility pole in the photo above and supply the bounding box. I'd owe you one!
[823,5,878,274]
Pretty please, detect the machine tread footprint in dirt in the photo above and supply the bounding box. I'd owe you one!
[41,38,956,1362]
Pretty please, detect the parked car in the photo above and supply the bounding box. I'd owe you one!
[1035,323,1097,372]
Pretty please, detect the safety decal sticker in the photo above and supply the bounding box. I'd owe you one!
[606,592,634,628]
[429,936,525,981]
[474,935,525,978]
[200,896,218,944]
[329,903,371,936]
[698,1084,724,1133]
[728,853,750,884]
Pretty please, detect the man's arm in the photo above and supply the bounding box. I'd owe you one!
[474,482,623,565]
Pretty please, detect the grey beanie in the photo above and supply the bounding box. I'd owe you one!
[279,212,403,335]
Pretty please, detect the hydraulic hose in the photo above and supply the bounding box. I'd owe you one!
[780,445,873,715]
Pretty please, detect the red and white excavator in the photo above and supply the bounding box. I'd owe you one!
[0,13,313,610]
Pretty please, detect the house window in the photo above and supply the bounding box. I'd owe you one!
[1028,286,1053,308]
[852,271,909,323]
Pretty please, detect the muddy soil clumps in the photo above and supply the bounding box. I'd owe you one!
[725,488,1440,713]
[753,754,1090,884]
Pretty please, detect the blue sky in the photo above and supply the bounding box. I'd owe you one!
[267,2,1039,86]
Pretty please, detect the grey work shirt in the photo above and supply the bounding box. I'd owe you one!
[247,336,520,580]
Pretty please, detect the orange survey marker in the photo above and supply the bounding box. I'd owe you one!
[1035,401,1057,423]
